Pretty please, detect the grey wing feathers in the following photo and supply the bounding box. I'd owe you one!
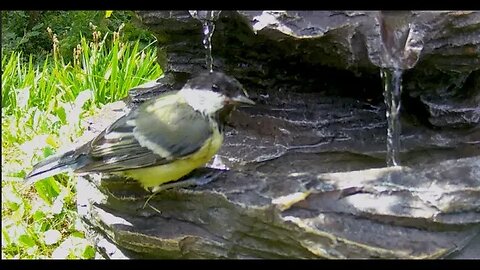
[133,101,213,158]
[76,97,212,173]
[76,114,162,172]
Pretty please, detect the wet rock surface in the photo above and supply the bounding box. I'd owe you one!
[136,10,480,128]
[77,80,479,258]
[75,11,479,259]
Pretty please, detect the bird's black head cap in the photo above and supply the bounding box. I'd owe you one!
[183,71,250,101]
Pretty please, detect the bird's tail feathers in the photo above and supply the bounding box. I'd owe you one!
[24,150,86,185]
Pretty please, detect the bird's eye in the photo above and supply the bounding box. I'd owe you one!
[212,84,219,91]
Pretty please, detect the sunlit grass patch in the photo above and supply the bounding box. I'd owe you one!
[2,24,162,259]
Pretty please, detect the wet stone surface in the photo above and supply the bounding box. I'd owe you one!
[76,82,479,258]
[75,10,480,259]
[136,11,480,129]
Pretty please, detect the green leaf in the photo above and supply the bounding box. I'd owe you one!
[32,210,46,222]
[34,177,60,205]
[2,228,12,246]
[18,234,35,248]
[55,106,67,124]
[5,202,20,211]
[11,204,25,223]
[42,146,56,159]
[71,231,84,238]
[12,170,27,179]
[31,23,44,31]
[82,245,96,259]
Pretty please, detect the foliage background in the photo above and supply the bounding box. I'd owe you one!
[2,11,155,64]
[2,10,162,259]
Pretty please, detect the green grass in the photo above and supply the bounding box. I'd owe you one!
[1,27,162,259]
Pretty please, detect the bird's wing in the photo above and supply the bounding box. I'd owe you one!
[76,93,213,173]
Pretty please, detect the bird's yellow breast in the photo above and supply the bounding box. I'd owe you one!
[121,125,223,189]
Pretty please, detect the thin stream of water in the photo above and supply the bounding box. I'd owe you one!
[381,68,403,166]
[203,18,215,72]
[378,11,412,167]
[189,10,221,72]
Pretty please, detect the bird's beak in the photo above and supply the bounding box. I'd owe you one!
[230,95,255,105]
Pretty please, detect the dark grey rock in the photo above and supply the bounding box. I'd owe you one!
[135,10,480,128]
[76,84,480,258]
[75,11,480,259]
[77,152,480,258]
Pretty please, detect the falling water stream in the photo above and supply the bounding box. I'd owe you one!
[381,68,403,166]
[189,10,221,72]
[377,11,423,167]
[188,11,424,168]
[202,18,215,72]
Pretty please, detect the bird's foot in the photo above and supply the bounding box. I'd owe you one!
[190,169,224,186]
[148,169,224,193]
[142,169,225,210]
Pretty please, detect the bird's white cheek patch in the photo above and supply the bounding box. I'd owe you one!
[179,88,226,115]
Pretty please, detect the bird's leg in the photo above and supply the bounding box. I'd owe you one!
[191,168,225,186]
[148,178,197,193]
[149,168,224,193]
[143,169,224,209]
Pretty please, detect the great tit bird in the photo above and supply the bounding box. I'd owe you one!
[25,71,255,191]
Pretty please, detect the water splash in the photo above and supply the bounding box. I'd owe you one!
[381,68,403,166]
[376,11,425,166]
[189,10,222,72]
